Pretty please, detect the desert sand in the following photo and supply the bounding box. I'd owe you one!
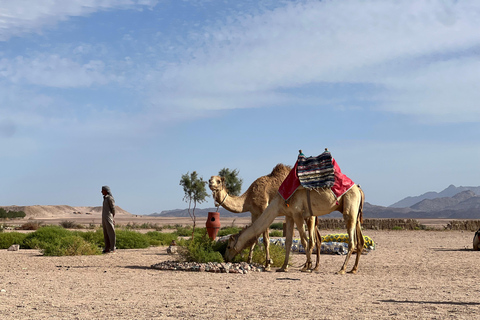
[1,215,480,320]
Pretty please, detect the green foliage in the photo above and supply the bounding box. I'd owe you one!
[218,168,243,196]
[115,230,150,249]
[145,231,178,246]
[251,243,288,268]
[179,171,209,235]
[217,226,242,237]
[179,171,209,206]
[269,222,284,230]
[175,225,195,237]
[42,235,100,256]
[178,231,224,263]
[73,229,104,247]
[392,226,403,230]
[269,230,283,237]
[22,226,71,249]
[0,208,26,219]
[59,220,83,229]
[0,232,28,249]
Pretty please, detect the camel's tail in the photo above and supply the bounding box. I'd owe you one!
[357,184,365,224]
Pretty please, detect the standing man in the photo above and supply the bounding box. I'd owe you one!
[101,185,116,253]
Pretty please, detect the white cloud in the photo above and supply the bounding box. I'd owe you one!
[0,55,113,87]
[148,0,480,122]
[0,0,159,41]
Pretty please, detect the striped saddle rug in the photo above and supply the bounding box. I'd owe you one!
[297,150,335,189]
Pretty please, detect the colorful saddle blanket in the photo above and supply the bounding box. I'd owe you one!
[278,150,355,201]
[297,151,335,189]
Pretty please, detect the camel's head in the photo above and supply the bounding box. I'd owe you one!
[208,175,225,192]
[224,233,241,262]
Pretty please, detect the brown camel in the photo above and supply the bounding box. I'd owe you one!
[224,184,365,274]
[209,164,320,271]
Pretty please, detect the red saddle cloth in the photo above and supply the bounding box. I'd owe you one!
[278,158,354,201]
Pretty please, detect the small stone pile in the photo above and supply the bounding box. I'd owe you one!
[151,261,265,274]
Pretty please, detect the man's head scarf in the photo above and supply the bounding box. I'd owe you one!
[102,185,112,196]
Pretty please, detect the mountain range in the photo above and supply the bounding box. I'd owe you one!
[151,185,480,219]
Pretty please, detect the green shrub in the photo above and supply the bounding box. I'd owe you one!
[224,241,289,268]
[269,222,284,230]
[0,208,26,219]
[392,226,403,230]
[22,226,71,249]
[42,235,100,256]
[269,230,283,237]
[217,226,241,237]
[251,243,288,268]
[73,229,104,247]
[115,230,150,249]
[0,232,28,249]
[145,231,178,246]
[178,231,224,263]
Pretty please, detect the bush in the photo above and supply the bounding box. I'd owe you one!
[178,231,224,263]
[0,208,26,219]
[269,230,283,237]
[22,226,71,249]
[59,220,82,229]
[18,221,43,230]
[42,235,100,256]
[144,231,178,246]
[73,229,104,247]
[269,222,284,230]
[115,230,150,249]
[217,226,241,237]
[251,243,288,268]
[0,232,28,249]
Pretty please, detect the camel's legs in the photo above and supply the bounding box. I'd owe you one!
[262,228,272,271]
[246,241,256,264]
[301,216,317,272]
[349,220,365,274]
[313,218,321,271]
[277,217,295,272]
[338,213,357,275]
[292,215,312,272]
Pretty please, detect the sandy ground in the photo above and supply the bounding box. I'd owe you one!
[1,224,480,320]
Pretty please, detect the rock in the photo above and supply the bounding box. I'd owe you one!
[8,244,20,251]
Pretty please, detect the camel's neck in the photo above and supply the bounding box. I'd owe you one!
[235,196,283,250]
[215,189,249,213]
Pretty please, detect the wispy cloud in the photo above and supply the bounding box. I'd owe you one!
[0,0,159,41]
[147,0,480,123]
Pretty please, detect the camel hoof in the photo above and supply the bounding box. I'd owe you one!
[264,266,271,272]
[336,270,346,275]
[300,268,312,273]
[348,269,358,274]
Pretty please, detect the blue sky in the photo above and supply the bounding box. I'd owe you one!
[1,0,480,214]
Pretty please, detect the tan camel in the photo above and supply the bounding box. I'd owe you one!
[209,164,320,271]
[224,184,365,274]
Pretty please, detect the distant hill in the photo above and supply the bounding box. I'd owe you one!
[150,207,251,218]
[0,205,132,218]
[389,185,480,208]
[364,190,480,219]
[151,185,480,219]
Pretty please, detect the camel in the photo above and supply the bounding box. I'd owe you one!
[224,184,365,274]
[209,164,320,271]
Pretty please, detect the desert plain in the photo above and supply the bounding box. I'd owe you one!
[1,215,480,320]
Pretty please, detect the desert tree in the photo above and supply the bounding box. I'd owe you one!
[179,171,209,238]
[218,168,243,196]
